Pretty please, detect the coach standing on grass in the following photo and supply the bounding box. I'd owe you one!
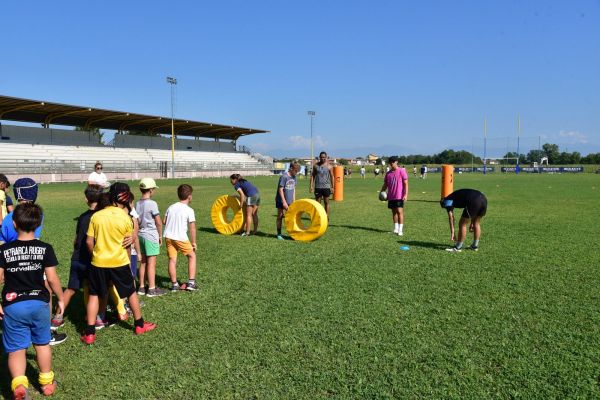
[310,151,335,219]
[440,188,487,252]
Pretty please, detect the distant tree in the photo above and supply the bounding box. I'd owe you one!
[582,153,600,164]
[375,158,384,166]
[74,126,104,144]
[527,149,544,163]
[338,158,349,166]
[503,152,519,165]
[542,143,560,164]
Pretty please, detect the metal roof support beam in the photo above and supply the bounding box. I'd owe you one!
[0,102,45,120]
[84,113,129,130]
[44,108,92,126]
[119,117,162,132]
[148,120,190,134]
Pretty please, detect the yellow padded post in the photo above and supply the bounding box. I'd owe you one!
[284,199,328,242]
[210,195,245,235]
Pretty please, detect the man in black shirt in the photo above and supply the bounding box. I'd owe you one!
[440,188,487,252]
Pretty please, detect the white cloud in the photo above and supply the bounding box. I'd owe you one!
[559,130,588,144]
[288,135,327,149]
[246,142,273,153]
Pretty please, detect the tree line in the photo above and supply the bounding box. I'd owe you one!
[371,143,598,165]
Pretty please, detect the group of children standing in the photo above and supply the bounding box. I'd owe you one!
[0,177,197,399]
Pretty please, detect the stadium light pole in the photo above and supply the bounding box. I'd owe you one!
[167,76,177,178]
[308,111,316,167]
[483,117,488,175]
[516,115,521,174]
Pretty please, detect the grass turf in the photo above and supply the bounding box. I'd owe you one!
[1,172,599,398]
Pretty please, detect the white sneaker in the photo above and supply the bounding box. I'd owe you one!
[445,247,462,253]
[397,231,403,236]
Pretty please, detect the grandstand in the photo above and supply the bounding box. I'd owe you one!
[0,95,273,183]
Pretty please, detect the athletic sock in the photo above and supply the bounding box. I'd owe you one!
[394,223,399,232]
[11,376,29,392]
[188,279,196,285]
[472,240,480,247]
[134,318,145,328]
[85,324,96,335]
[148,286,156,290]
[39,371,54,386]
[455,242,464,250]
[399,224,404,233]
[277,229,282,235]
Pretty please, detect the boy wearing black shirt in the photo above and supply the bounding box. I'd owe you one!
[0,203,65,398]
[51,185,103,330]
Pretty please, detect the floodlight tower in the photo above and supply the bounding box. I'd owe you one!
[483,117,488,175]
[167,76,177,178]
[516,115,521,174]
[308,111,316,167]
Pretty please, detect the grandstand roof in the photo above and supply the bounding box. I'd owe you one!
[0,95,268,141]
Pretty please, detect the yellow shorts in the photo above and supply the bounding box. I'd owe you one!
[166,238,194,258]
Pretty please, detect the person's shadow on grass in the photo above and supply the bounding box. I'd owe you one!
[398,240,447,250]
[328,224,388,233]
[198,227,218,235]
[198,227,278,238]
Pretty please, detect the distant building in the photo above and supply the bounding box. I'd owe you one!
[367,154,378,163]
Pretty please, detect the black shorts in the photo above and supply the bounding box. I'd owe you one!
[462,194,487,219]
[314,188,331,198]
[88,264,136,298]
[388,200,405,209]
[67,260,90,290]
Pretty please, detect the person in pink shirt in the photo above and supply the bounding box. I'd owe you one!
[380,156,409,235]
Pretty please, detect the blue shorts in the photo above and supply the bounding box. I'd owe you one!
[68,260,89,289]
[2,300,51,353]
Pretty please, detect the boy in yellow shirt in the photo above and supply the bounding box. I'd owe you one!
[82,183,156,344]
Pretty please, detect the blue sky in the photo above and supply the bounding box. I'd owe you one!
[1,1,599,158]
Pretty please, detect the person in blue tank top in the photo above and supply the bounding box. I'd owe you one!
[230,174,261,236]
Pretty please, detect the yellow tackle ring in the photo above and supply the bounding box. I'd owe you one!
[211,195,245,235]
[284,198,328,242]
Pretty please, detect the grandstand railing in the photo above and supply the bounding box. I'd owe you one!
[0,158,274,183]
[238,145,274,166]
[0,159,272,174]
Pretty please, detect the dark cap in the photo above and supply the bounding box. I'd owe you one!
[388,156,399,163]
[0,174,9,186]
[13,177,38,202]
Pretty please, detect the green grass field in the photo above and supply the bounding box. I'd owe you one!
[1,172,599,399]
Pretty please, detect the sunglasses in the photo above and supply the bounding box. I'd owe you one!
[96,167,103,170]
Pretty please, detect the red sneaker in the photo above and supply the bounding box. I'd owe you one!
[80,333,96,345]
[134,321,157,335]
[41,380,57,396]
